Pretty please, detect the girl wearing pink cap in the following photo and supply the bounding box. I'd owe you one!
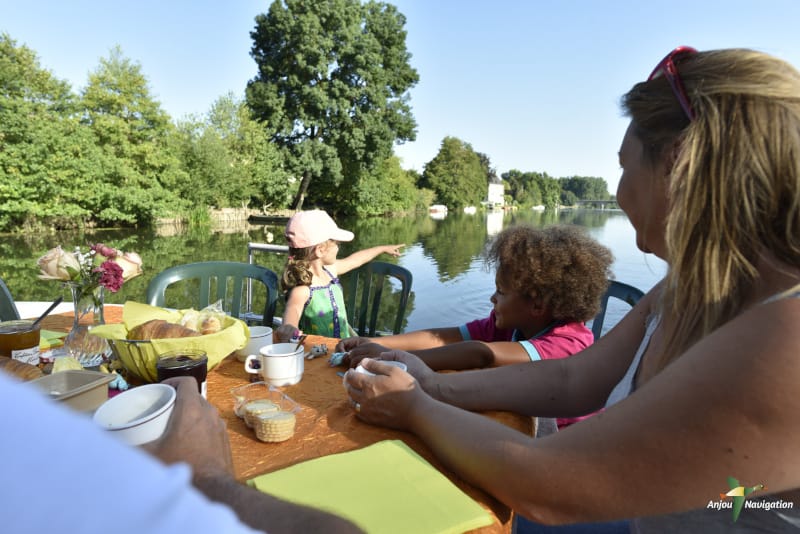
[275,209,404,341]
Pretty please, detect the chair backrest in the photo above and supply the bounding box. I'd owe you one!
[0,277,21,321]
[591,280,645,340]
[146,261,279,326]
[344,261,413,336]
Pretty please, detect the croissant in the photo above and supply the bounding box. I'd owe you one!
[0,356,44,381]
[127,319,201,340]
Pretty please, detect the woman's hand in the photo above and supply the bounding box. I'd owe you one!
[143,376,233,479]
[342,357,427,430]
[377,350,437,391]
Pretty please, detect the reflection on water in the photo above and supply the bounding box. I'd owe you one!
[0,209,666,334]
[486,211,504,236]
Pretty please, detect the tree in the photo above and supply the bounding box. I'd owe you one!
[246,0,419,211]
[0,34,99,231]
[174,93,293,210]
[420,137,486,208]
[533,172,561,208]
[502,170,562,208]
[345,155,425,216]
[560,176,610,201]
[80,47,187,224]
[476,151,499,184]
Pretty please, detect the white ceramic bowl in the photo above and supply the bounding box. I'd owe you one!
[92,383,176,446]
[355,360,407,376]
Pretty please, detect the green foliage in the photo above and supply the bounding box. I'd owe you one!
[0,30,615,233]
[333,156,418,216]
[502,169,563,208]
[206,93,294,209]
[559,176,611,201]
[560,189,578,206]
[80,47,188,225]
[187,207,212,227]
[0,34,97,231]
[420,137,486,208]
[246,0,419,209]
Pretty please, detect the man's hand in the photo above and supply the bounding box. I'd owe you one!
[143,376,233,479]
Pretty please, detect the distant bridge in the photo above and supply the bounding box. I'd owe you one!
[575,199,619,210]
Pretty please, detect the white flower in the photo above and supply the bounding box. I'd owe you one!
[116,251,144,281]
[37,246,81,281]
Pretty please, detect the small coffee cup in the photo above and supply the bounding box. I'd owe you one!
[236,326,273,362]
[355,360,407,376]
[244,343,304,387]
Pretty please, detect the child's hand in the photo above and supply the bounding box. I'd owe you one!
[384,244,405,257]
[274,323,300,343]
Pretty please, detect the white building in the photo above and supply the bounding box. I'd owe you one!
[487,183,504,207]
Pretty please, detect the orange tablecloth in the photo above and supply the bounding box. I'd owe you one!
[41,308,532,533]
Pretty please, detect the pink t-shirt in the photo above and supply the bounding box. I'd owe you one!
[461,310,596,428]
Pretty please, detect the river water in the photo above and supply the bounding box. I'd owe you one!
[0,209,666,335]
[397,209,666,335]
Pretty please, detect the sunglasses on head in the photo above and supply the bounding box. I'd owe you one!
[648,46,699,121]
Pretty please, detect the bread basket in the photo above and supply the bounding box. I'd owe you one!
[93,302,249,383]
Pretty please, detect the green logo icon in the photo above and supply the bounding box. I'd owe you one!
[719,476,766,522]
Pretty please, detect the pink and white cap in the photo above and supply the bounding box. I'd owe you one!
[285,210,354,248]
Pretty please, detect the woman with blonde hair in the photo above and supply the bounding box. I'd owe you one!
[343,47,800,531]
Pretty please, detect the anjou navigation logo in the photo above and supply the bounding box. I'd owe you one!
[716,477,766,522]
[708,476,795,522]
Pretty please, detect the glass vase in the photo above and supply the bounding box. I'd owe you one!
[63,283,109,367]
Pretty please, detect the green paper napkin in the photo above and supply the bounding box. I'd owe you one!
[40,329,67,350]
[247,440,492,534]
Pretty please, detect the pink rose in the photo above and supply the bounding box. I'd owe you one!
[115,251,143,281]
[92,243,119,259]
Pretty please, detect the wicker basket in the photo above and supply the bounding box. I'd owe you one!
[93,303,249,383]
[107,338,160,382]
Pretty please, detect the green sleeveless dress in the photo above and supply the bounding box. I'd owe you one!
[299,267,353,338]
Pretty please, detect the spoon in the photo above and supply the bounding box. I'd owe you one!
[31,296,64,328]
[294,334,307,351]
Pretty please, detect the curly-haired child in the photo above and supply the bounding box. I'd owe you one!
[274,210,404,342]
[338,224,613,427]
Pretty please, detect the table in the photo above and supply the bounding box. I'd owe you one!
[40,308,533,533]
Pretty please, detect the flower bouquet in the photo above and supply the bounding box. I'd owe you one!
[37,243,143,366]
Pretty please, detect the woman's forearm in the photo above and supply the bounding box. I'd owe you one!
[423,357,609,418]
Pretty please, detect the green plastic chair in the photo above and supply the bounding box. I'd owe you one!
[344,261,413,336]
[146,261,279,326]
[590,280,645,340]
[1,277,21,321]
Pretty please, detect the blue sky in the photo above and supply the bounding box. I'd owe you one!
[3,1,800,193]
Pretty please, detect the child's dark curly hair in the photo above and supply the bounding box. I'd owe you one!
[487,224,613,322]
[280,246,318,295]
